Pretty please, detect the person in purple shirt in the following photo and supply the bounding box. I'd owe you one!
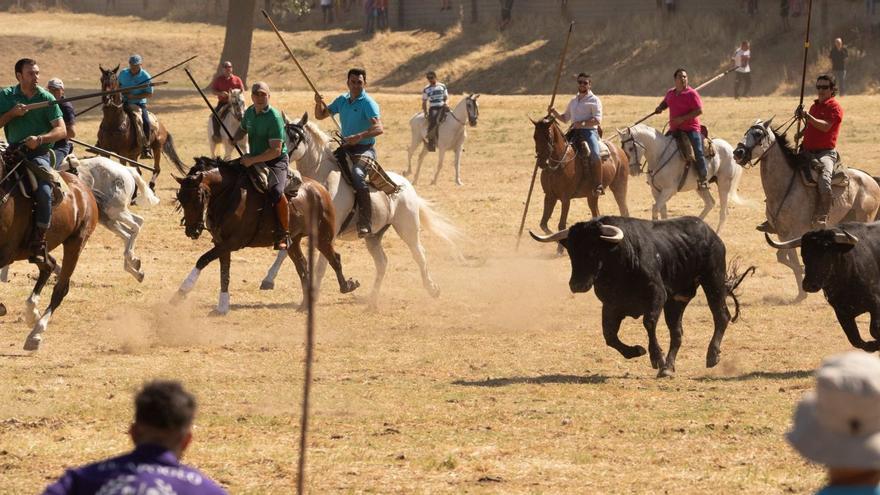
[42,380,227,495]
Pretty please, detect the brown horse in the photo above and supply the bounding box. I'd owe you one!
[174,157,359,314]
[97,65,185,189]
[0,143,99,350]
[531,117,630,235]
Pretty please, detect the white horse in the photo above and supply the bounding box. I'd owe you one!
[617,124,745,233]
[405,94,480,186]
[1,155,159,283]
[207,88,248,160]
[260,113,460,306]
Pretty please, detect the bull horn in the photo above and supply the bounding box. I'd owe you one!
[599,224,624,243]
[764,232,802,250]
[834,230,859,245]
[530,229,569,243]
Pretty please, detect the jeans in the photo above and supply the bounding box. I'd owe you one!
[569,128,601,161]
[53,142,72,169]
[348,146,376,192]
[684,130,708,180]
[833,70,846,96]
[26,150,54,229]
[734,72,751,98]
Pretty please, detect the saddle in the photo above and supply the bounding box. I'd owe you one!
[797,153,849,188]
[123,105,158,147]
[333,148,401,195]
[0,145,67,209]
[247,164,303,199]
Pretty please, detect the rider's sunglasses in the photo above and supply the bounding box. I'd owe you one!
[816,84,831,90]
[577,80,590,85]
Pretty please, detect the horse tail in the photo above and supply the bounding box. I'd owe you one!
[416,196,463,258]
[128,167,160,207]
[162,132,187,174]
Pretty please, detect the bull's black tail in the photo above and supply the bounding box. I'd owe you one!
[724,259,756,323]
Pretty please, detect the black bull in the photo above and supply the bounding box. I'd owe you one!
[532,216,754,378]
[766,223,880,352]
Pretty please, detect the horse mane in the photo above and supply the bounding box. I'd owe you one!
[771,130,801,171]
[303,120,332,149]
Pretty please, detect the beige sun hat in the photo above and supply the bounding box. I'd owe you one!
[786,351,880,469]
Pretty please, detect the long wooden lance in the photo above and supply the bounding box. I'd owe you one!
[69,137,157,172]
[261,9,342,133]
[516,22,574,250]
[76,55,199,117]
[297,201,319,495]
[629,66,737,128]
[183,67,244,157]
[24,81,167,112]
[795,0,815,150]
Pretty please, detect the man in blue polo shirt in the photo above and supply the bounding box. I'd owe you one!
[0,58,67,264]
[46,78,76,167]
[118,54,154,159]
[314,67,383,237]
[42,380,227,495]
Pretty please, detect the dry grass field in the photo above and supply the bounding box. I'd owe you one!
[3,11,880,495]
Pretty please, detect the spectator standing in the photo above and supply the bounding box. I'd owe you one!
[868,0,877,16]
[42,380,227,495]
[500,0,514,30]
[376,0,389,30]
[321,0,333,23]
[781,0,790,29]
[830,38,848,96]
[364,0,375,33]
[664,0,676,14]
[732,40,752,99]
[441,0,451,10]
[786,351,880,494]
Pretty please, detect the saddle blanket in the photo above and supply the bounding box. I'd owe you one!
[248,165,303,198]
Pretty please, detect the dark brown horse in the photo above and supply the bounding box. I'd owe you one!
[0,144,99,350]
[98,65,185,189]
[531,117,630,234]
[174,157,359,314]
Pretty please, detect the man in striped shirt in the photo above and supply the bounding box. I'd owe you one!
[549,73,605,196]
[421,71,448,152]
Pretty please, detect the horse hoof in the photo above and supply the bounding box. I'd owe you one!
[427,283,441,298]
[657,367,675,378]
[0,303,6,317]
[169,290,187,305]
[402,170,410,177]
[148,182,156,191]
[135,271,145,283]
[131,258,142,271]
[650,356,666,370]
[260,280,275,291]
[23,335,41,351]
[208,309,228,317]
[341,279,360,294]
[296,303,308,313]
[455,181,463,186]
[793,292,807,303]
[706,350,721,368]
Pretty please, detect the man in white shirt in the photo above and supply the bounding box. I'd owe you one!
[732,40,751,99]
[421,70,448,152]
[548,73,605,196]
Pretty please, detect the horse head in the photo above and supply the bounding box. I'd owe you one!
[617,126,643,176]
[733,117,774,166]
[285,112,309,161]
[229,89,245,121]
[99,64,121,104]
[531,116,564,169]
[175,157,216,239]
[466,94,480,127]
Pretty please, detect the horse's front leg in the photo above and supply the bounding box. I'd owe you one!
[539,194,557,234]
[452,145,464,186]
[24,258,56,327]
[260,249,289,290]
[149,151,161,190]
[653,188,675,220]
[211,251,232,316]
[23,240,82,351]
[173,246,220,303]
[431,148,446,185]
[412,146,430,185]
[287,236,310,312]
[696,188,716,221]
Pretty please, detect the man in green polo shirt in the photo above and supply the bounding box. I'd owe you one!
[314,67,383,238]
[0,58,68,264]
[239,81,291,250]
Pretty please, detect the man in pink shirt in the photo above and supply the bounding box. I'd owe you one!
[655,68,709,190]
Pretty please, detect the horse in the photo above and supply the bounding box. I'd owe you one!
[174,157,359,314]
[617,124,744,233]
[97,65,185,190]
[260,114,461,306]
[207,88,248,160]
[0,143,99,350]
[530,116,630,236]
[733,118,880,301]
[404,94,480,186]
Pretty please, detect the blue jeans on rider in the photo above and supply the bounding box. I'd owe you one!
[347,145,375,193]
[25,150,54,230]
[569,128,601,161]
[53,142,73,170]
[684,129,708,181]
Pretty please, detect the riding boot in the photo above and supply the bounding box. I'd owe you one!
[28,226,48,265]
[756,220,777,234]
[273,196,291,250]
[355,189,373,238]
[590,156,604,196]
[813,190,832,229]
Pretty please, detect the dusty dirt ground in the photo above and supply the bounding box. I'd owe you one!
[2,13,880,495]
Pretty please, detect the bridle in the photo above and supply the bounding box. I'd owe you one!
[176,172,210,238]
[737,123,776,169]
[535,120,574,171]
[619,128,648,174]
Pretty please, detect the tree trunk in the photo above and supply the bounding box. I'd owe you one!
[219,0,256,84]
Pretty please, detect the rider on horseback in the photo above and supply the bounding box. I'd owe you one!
[314,67,384,238]
[239,82,291,251]
[422,70,448,152]
[46,78,77,170]
[797,74,843,229]
[548,72,604,197]
[210,61,244,142]
[119,54,153,159]
[0,58,68,264]
[655,68,710,190]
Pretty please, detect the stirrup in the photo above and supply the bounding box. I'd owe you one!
[697,179,710,190]
[28,242,48,265]
[273,232,291,250]
[141,147,153,159]
[812,216,829,230]
[357,224,372,238]
[593,185,605,196]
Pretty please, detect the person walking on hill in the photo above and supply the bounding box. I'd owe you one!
[830,38,848,96]
[119,54,154,159]
[787,351,880,495]
[654,68,709,190]
[548,72,605,197]
[42,380,228,495]
[732,40,752,98]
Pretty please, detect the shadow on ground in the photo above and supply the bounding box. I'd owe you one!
[453,373,610,387]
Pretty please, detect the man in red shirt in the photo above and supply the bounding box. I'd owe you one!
[210,61,244,141]
[798,73,843,228]
[654,68,709,190]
